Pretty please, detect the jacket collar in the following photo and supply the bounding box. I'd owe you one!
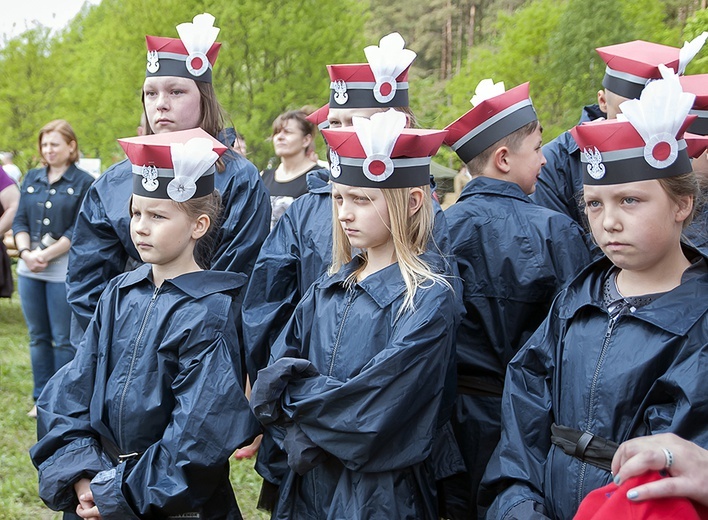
[566,104,607,155]
[319,250,446,309]
[457,176,531,204]
[118,264,247,298]
[41,163,83,184]
[559,252,708,335]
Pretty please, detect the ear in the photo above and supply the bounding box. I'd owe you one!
[674,195,693,224]
[302,133,313,149]
[492,146,511,174]
[408,187,425,217]
[597,89,608,114]
[192,214,211,240]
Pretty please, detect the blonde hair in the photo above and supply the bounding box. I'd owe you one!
[330,185,449,314]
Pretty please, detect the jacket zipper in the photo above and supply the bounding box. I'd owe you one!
[576,316,617,506]
[118,286,160,450]
[328,289,356,377]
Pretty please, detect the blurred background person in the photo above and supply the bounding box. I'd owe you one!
[0,166,20,298]
[2,151,22,184]
[12,120,93,418]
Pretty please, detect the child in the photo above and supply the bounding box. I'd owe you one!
[533,35,707,228]
[67,13,270,343]
[30,128,260,519]
[480,72,708,520]
[440,79,593,519]
[250,109,461,519]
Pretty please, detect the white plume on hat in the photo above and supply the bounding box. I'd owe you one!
[470,78,506,107]
[618,67,696,168]
[352,109,407,182]
[167,138,219,202]
[678,31,708,75]
[176,13,220,56]
[364,33,416,103]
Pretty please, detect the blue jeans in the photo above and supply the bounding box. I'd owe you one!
[18,275,75,400]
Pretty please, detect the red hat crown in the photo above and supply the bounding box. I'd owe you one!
[306,103,331,131]
[680,73,708,136]
[145,13,221,83]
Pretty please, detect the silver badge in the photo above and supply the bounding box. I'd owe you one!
[333,80,348,105]
[584,147,606,180]
[147,50,160,74]
[141,165,159,192]
[329,149,341,178]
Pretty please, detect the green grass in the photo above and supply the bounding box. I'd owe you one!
[0,269,268,520]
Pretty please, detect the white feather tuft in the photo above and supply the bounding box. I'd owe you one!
[352,109,407,158]
[363,32,416,85]
[176,13,220,55]
[678,31,708,75]
[470,78,506,107]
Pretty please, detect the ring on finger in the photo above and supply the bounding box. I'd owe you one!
[662,447,674,470]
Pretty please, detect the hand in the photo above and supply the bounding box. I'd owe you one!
[611,433,708,507]
[233,434,262,459]
[74,479,102,519]
[22,250,48,273]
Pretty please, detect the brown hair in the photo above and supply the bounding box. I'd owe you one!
[658,171,700,229]
[465,120,540,175]
[271,110,315,138]
[38,119,79,166]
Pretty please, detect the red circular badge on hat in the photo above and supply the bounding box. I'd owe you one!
[186,51,209,77]
[374,76,397,104]
[652,141,671,162]
[363,154,394,182]
[644,132,678,169]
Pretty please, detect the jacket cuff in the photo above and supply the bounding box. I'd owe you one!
[91,463,141,519]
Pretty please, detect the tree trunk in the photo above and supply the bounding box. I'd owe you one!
[468,3,476,48]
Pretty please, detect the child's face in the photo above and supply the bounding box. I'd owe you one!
[506,126,546,195]
[583,180,690,272]
[130,195,199,269]
[332,183,392,254]
[143,76,201,134]
[327,107,386,128]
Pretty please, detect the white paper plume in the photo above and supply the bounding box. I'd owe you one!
[167,138,218,202]
[353,109,407,159]
[176,13,220,55]
[618,70,696,168]
[470,78,506,107]
[678,31,708,75]
[364,33,416,103]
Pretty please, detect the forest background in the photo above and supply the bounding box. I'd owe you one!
[0,0,706,176]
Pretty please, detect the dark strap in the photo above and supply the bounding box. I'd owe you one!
[456,373,504,397]
[550,423,619,472]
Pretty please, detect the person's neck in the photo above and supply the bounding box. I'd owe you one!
[357,243,396,282]
[616,246,691,297]
[47,164,69,183]
[151,259,202,288]
[275,155,315,181]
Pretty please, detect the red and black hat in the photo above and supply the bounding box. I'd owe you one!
[145,13,221,83]
[596,33,707,100]
[443,80,538,164]
[685,132,708,159]
[119,128,227,202]
[680,74,708,136]
[321,109,446,189]
[327,32,415,110]
[571,72,696,186]
[306,103,331,132]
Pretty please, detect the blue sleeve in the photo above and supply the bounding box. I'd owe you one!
[532,135,580,222]
[209,156,270,276]
[253,285,457,473]
[242,209,301,382]
[30,292,113,513]
[480,309,558,520]
[90,330,260,517]
[545,217,594,288]
[66,183,130,332]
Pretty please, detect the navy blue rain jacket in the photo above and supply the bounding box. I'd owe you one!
[531,105,605,228]
[250,252,462,519]
[441,177,592,519]
[479,253,708,520]
[67,132,270,334]
[30,266,261,519]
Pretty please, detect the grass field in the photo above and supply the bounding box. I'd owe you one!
[0,276,268,520]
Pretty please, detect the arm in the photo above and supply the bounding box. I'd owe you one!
[67,182,131,332]
[242,210,301,382]
[90,330,260,517]
[209,156,270,276]
[612,433,708,506]
[254,286,457,473]
[0,182,19,235]
[479,312,559,520]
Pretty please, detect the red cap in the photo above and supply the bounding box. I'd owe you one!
[685,132,708,158]
[444,82,538,164]
[597,40,681,99]
[118,128,227,201]
[145,13,221,83]
[322,109,445,188]
[574,472,705,520]
[328,32,415,109]
[680,74,708,136]
[306,103,331,131]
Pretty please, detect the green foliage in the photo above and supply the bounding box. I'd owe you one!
[684,8,708,73]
